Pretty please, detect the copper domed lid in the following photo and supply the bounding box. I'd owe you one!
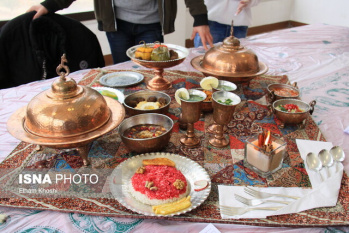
[191,22,268,82]
[7,55,125,147]
[24,55,110,138]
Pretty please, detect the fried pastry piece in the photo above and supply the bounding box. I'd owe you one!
[142,158,175,167]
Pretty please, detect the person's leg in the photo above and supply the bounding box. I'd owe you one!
[106,19,135,64]
[134,22,163,46]
[209,20,230,44]
[233,26,248,38]
[194,33,203,48]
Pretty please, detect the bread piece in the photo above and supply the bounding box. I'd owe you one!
[142,158,175,167]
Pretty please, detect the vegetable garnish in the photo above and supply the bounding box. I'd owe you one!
[276,103,304,113]
[194,180,209,192]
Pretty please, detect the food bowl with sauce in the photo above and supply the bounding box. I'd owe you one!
[118,113,174,153]
[272,99,316,127]
[123,90,171,116]
[267,83,299,102]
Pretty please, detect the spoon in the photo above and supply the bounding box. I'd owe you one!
[330,146,345,172]
[306,152,323,181]
[318,149,334,178]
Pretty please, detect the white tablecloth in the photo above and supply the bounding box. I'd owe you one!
[0,24,349,232]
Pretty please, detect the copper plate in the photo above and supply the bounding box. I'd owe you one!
[191,55,268,78]
[7,97,125,148]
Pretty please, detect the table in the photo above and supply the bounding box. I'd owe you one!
[0,24,349,232]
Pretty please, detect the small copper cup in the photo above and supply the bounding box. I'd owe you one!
[179,89,206,148]
[209,91,241,148]
[207,80,237,134]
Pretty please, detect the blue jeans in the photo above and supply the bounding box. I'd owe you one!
[194,20,248,47]
[106,19,163,64]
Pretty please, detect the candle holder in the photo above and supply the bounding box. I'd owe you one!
[244,134,287,178]
[179,89,206,148]
[209,91,241,148]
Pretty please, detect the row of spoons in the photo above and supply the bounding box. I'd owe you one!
[306,146,345,181]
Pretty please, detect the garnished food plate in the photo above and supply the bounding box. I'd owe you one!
[99,71,144,87]
[92,87,125,103]
[126,43,189,63]
[109,152,211,216]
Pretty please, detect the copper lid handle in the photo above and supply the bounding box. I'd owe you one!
[56,54,70,79]
[230,20,234,37]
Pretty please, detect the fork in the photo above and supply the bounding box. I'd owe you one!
[234,194,290,206]
[244,187,300,200]
[220,205,282,216]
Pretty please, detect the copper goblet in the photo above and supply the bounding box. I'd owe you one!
[207,80,237,134]
[179,89,207,148]
[209,91,241,148]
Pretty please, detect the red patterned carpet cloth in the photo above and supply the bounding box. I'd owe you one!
[0,69,348,227]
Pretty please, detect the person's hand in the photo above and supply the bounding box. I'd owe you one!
[235,0,250,16]
[191,25,213,50]
[26,4,49,19]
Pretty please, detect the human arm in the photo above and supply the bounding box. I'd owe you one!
[235,0,260,15]
[184,0,214,49]
[26,0,75,19]
[190,26,213,50]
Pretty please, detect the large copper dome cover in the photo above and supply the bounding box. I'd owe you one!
[191,25,268,83]
[25,77,110,138]
[7,55,125,166]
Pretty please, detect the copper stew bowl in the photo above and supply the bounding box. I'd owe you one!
[123,90,171,116]
[118,113,173,153]
[272,99,316,125]
[267,83,299,102]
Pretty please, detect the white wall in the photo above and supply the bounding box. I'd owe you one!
[251,0,292,27]
[86,0,349,56]
[291,0,349,27]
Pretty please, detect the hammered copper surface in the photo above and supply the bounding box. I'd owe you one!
[209,91,241,148]
[272,99,316,125]
[123,90,171,116]
[191,27,268,83]
[25,84,110,138]
[126,43,189,90]
[7,55,126,166]
[118,113,173,153]
[267,83,299,102]
[179,89,206,148]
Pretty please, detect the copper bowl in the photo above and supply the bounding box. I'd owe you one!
[267,83,299,102]
[123,90,171,116]
[118,113,174,153]
[191,36,268,83]
[272,99,316,125]
[195,88,213,112]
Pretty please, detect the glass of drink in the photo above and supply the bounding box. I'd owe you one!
[209,91,241,148]
[179,89,206,148]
